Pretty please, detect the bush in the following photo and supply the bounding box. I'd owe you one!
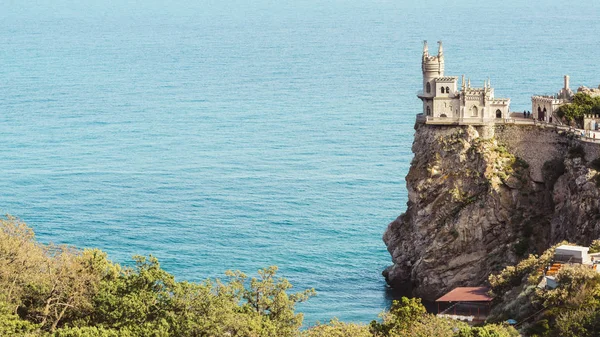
[513,157,529,169]
[589,240,600,254]
[525,319,550,337]
[302,319,371,337]
[514,238,530,257]
[489,242,569,297]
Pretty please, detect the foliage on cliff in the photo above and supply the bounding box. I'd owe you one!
[0,216,314,336]
[556,93,600,125]
[0,216,521,336]
[488,243,600,337]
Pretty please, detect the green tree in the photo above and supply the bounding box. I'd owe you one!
[301,319,371,337]
[589,239,600,254]
[0,297,40,337]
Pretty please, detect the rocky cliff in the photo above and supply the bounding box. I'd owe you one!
[383,122,600,300]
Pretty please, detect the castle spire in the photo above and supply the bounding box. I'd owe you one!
[487,77,491,89]
[437,40,443,57]
[468,78,471,88]
[423,40,429,57]
[462,74,465,89]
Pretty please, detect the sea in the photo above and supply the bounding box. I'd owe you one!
[1,0,600,325]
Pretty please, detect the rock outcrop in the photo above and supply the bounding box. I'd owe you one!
[383,122,600,300]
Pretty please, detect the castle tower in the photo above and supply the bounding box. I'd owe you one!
[419,41,445,116]
[556,75,574,100]
[421,40,444,98]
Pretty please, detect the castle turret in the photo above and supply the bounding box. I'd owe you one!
[421,40,444,99]
[556,75,574,100]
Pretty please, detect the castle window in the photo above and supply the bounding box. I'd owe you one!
[426,82,431,93]
[471,105,478,117]
[426,106,431,116]
[446,86,450,94]
[496,109,502,118]
[441,87,445,94]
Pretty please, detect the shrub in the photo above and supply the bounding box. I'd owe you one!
[513,157,529,169]
[450,228,459,239]
[514,239,530,257]
[589,240,600,254]
[524,319,550,337]
[302,319,371,337]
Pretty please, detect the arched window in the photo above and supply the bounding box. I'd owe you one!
[446,86,450,94]
[543,108,547,121]
[426,106,431,116]
[441,87,445,94]
[426,82,431,93]
[471,105,478,117]
[496,109,502,118]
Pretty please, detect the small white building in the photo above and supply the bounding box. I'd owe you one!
[417,41,510,124]
[554,245,591,264]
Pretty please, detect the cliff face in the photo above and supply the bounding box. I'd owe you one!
[383,123,600,300]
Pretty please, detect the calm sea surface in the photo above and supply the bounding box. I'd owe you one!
[1,0,600,324]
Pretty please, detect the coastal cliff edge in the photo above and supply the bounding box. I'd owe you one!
[383,122,600,299]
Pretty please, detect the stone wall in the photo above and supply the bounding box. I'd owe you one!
[494,125,568,182]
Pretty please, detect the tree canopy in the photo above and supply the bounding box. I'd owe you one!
[556,93,600,125]
[0,216,521,336]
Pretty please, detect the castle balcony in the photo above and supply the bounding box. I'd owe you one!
[416,90,432,100]
[420,116,505,126]
[416,113,539,126]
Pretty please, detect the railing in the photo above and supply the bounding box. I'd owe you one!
[437,302,489,322]
[414,113,600,145]
[421,116,519,125]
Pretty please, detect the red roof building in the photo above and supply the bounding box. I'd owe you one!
[435,287,493,322]
[436,287,493,303]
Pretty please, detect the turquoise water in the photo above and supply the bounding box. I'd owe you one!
[1,0,599,324]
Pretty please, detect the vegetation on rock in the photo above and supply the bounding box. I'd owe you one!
[489,243,600,337]
[556,93,600,126]
[0,216,521,336]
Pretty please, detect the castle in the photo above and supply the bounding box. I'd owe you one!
[531,75,574,122]
[417,41,510,125]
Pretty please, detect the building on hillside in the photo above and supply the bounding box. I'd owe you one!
[554,245,591,264]
[531,76,574,122]
[583,114,600,132]
[417,41,510,125]
[541,245,600,290]
[435,287,492,323]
